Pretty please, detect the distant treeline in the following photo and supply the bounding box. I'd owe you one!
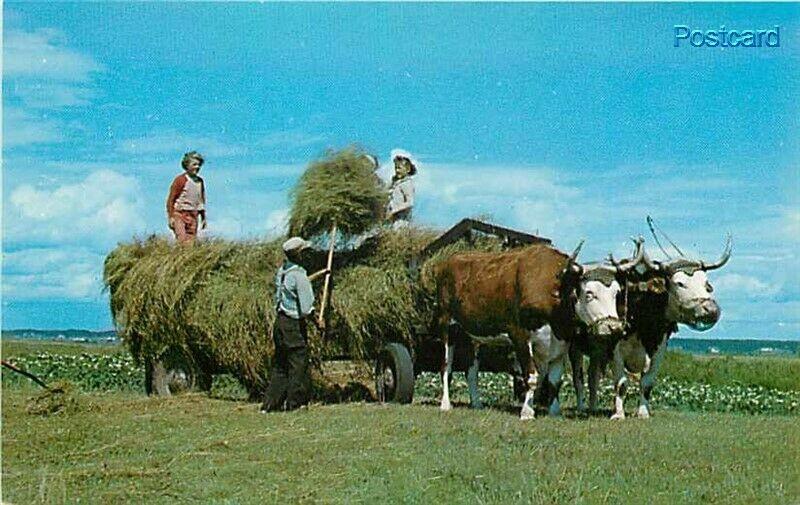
[2,329,117,342]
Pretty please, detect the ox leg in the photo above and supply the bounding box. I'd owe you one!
[588,357,604,413]
[569,347,586,413]
[637,339,667,419]
[546,356,566,417]
[440,341,455,411]
[610,345,627,420]
[513,336,536,421]
[466,343,483,409]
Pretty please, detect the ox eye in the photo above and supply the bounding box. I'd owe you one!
[676,281,687,289]
[706,282,714,293]
[585,292,596,301]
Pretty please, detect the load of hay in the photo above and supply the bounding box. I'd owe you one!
[104,148,502,399]
[288,147,386,238]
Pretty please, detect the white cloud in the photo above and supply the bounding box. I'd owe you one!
[10,81,96,108]
[784,209,800,237]
[714,273,779,299]
[265,208,289,238]
[2,248,105,300]
[117,130,247,159]
[6,170,146,247]
[3,28,104,148]
[257,131,327,148]
[4,29,103,82]
[2,107,64,147]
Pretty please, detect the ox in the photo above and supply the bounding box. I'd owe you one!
[432,242,627,419]
[581,237,731,419]
[530,254,644,417]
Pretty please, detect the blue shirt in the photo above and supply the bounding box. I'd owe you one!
[275,261,315,319]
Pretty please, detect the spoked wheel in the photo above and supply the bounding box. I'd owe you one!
[145,358,199,396]
[375,343,414,404]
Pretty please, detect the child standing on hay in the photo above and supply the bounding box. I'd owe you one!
[261,237,327,412]
[386,149,417,229]
[166,151,207,244]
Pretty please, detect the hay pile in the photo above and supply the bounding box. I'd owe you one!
[26,381,81,416]
[104,226,503,398]
[288,147,386,238]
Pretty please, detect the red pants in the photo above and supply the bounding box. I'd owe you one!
[171,211,198,244]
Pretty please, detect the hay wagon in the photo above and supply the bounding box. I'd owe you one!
[368,219,551,404]
[130,219,550,402]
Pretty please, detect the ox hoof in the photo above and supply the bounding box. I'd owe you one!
[440,402,452,412]
[548,405,561,418]
[520,407,536,421]
[610,412,626,421]
[635,406,651,419]
[470,402,484,410]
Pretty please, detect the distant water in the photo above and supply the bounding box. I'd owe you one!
[669,337,799,356]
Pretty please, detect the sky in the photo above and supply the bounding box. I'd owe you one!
[2,3,799,339]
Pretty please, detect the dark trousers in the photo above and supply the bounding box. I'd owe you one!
[261,312,310,412]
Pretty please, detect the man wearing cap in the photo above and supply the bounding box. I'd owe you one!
[387,149,418,229]
[261,237,328,412]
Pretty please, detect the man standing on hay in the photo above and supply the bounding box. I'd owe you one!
[166,151,207,244]
[261,237,326,412]
[386,149,418,229]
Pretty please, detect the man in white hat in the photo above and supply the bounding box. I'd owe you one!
[261,236,327,412]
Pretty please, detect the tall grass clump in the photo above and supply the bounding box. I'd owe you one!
[288,147,386,238]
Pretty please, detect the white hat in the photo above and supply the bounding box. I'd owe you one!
[282,236,311,252]
[390,148,418,175]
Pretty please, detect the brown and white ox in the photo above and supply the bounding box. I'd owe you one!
[582,237,731,419]
[432,242,631,419]
[529,254,643,417]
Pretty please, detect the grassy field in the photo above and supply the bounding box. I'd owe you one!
[2,339,121,357]
[3,339,800,503]
[3,389,799,504]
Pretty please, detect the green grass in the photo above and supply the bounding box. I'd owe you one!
[2,339,121,357]
[3,389,799,504]
[662,351,800,392]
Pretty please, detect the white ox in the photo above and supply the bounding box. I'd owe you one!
[590,237,731,419]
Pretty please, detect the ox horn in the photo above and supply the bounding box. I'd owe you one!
[609,236,645,273]
[641,248,662,272]
[566,239,585,274]
[700,234,732,271]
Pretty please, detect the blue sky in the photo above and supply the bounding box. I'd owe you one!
[3,3,799,339]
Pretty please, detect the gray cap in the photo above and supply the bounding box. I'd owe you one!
[282,236,312,252]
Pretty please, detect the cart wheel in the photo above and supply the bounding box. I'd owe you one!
[145,359,198,396]
[375,343,414,404]
[146,359,172,396]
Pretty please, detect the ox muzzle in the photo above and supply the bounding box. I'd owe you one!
[682,298,721,331]
[588,316,625,338]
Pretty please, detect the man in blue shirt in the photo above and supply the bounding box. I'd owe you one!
[261,237,327,412]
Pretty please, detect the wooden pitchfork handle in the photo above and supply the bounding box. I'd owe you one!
[2,359,49,389]
[317,223,337,329]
